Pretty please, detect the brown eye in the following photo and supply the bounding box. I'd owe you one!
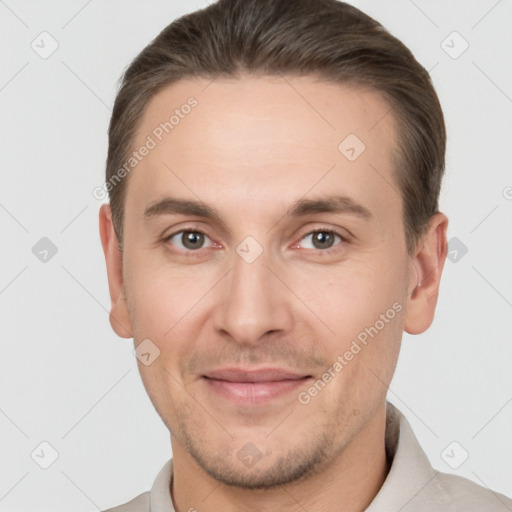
[165,230,213,252]
[299,229,345,252]
[313,231,335,249]
[182,231,205,250]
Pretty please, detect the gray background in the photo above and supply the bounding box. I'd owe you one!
[1,0,511,510]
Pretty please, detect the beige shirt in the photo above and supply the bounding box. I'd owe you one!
[103,402,512,511]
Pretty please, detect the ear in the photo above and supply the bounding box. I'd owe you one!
[404,212,449,335]
[99,204,133,339]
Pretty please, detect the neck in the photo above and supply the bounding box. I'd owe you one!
[171,403,389,512]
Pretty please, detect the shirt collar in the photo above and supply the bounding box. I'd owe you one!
[365,401,437,511]
[148,401,436,511]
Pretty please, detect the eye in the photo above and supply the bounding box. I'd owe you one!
[298,229,346,253]
[164,229,215,252]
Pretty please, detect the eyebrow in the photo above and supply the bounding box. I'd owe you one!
[288,195,372,219]
[143,194,372,224]
[144,198,218,220]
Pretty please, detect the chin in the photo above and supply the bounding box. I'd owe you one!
[182,430,332,489]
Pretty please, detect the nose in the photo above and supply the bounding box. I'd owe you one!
[212,245,294,346]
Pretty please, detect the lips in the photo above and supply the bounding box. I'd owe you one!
[203,368,310,382]
[202,367,312,404]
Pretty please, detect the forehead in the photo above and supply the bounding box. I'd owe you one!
[126,74,400,225]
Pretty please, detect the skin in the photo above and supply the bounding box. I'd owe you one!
[99,74,448,512]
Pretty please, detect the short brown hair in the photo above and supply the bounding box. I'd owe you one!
[106,0,445,254]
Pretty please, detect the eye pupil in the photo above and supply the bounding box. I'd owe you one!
[313,231,334,249]
[183,231,204,250]
[171,230,340,253]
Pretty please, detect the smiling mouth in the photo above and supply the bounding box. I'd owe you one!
[201,368,313,404]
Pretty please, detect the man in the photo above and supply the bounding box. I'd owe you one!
[98,0,512,510]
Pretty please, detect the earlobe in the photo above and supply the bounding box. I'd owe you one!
[99,204,133,339]
[404,212,449,335]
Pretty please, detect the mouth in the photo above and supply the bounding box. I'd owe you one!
[201,367,313,404]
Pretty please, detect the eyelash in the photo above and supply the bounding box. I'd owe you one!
[162,226,349,257]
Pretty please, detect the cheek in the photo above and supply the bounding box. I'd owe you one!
[126,261,206,335]
[313,297,404,414]
[293,258,407,339]
[126,263,219,382]
[291,260,407,402]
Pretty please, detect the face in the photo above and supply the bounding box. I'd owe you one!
[101,75,443,489]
